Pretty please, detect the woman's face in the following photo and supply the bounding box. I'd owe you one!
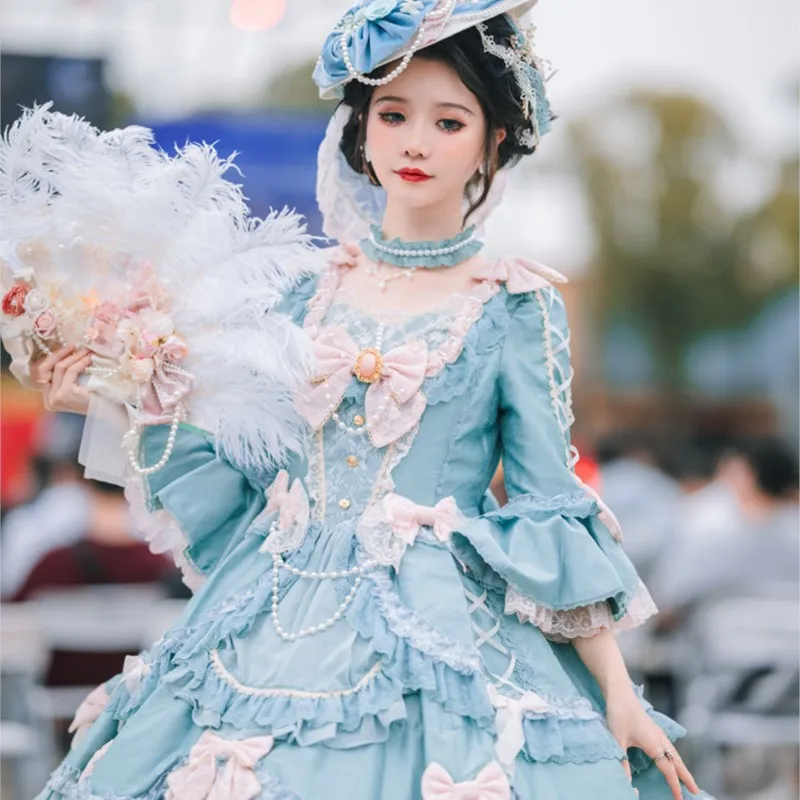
[364,57,491,214]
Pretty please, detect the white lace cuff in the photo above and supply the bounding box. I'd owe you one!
[505,580,658,643]
[124,473,205,592]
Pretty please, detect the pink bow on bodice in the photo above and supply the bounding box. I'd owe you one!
[266,469,310,532]
[69,684,109,738]
[383,494,464,545]
[357,493,465,569]
[473,257,567,295]
[165,731,274,800]
[297,325,428,448]
[421,761,510,800]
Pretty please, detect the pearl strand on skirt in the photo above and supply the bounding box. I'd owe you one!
[270,553,376,642]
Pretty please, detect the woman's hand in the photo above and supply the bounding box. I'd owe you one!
[30,344,94,415]
[606,688,700,800]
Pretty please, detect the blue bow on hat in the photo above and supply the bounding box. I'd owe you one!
[314,0,540,100]
[314,0,436,97]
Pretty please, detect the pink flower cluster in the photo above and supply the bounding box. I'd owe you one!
[84,264,188,384]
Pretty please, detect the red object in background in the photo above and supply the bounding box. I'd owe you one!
[574,443,601,492]
[1,378,43,508]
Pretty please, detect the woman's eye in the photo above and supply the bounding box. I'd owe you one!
[438,118,465,133]
[378,111,405,125]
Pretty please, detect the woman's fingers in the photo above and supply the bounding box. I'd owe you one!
[30,344,75,384]
[670,748,699,795]
[649,748,683,800]
[50,349,91,391]
[45,352,93,414]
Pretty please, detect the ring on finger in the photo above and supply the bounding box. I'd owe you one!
[653,750,673,762]
[35,376,52,384]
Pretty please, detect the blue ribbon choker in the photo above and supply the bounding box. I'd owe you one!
[360,225,484,268]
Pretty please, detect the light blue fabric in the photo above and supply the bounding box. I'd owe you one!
[39,281,715,799]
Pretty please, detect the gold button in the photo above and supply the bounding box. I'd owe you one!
[338,498,351,510]
[346,455,358,467]
[353,415,365,427]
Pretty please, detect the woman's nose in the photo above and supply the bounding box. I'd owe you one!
[404,122,430,158]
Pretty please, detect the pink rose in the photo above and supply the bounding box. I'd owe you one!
[33,309,59,338]
[137,308,174,345]
[93,301,122,325]
[160,334,188,363]
[2,284,30,317]
[129,357,155,383]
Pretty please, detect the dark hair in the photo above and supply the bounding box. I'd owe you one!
[338,14,550,224]
[729,437,799,499]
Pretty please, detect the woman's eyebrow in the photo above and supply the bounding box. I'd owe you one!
[374,97,474,116]
[436,102,474,116]
[374,95,407,105]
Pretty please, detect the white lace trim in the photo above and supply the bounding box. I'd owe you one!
[505,580,658,643]
[534,287,623,542]
[124,473,206,592]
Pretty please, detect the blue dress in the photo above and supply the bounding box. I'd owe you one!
[39,252,714,799]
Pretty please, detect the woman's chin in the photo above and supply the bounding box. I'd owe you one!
[385,182,450,210]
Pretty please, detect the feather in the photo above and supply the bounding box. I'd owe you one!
[0,107,319,474]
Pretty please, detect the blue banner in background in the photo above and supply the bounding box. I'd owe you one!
[140,112,331,237]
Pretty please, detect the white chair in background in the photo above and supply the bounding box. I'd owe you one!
[677,595,800,796]
[0,602,58,798]
[29,585,167,723]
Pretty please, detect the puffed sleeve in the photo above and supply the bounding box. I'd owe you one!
[456,286,656,641]
[125,423,268,591]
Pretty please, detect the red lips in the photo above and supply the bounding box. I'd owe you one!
[395,168,432,183]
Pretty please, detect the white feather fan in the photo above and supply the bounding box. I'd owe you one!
[0,105,318,475]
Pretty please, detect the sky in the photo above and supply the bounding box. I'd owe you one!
[3,0,797,271]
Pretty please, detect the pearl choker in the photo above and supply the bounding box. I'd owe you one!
[360,225,483,270]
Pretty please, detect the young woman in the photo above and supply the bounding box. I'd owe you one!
[29,2,714,798]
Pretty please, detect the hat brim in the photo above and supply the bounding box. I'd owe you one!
[319,0,540,100]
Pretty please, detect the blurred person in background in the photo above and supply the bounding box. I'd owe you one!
[596,430,683,585]
[9,478,171,607]
[8,477,173,688]
[1,412,90,598]
[651,436,799,630]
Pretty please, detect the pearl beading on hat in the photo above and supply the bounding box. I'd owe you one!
[341,0,458,88]
[270,552,377,642]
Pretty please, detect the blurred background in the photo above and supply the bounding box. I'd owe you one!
[0,0,797,798]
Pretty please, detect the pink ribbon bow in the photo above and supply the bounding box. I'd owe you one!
[297,325,428,448]
[358,493,465,569]
[69,684,109,746]
[473,257,567,295]
[421,761,510,800]
[266,470,310,532]
[257,469,310,554]
[384,494,464,545]
[165,731,274,800]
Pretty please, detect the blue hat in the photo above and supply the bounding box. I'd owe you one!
[313,1,546,108]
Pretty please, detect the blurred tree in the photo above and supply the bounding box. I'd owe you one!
[567,90,797,390]
[260,58,332,112]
